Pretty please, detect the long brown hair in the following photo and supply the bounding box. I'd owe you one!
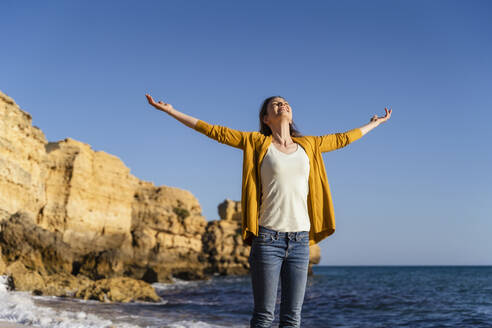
[258,96,302,137]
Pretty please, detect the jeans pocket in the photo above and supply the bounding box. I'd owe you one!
[297,234,310,244]
[255,232,275,245]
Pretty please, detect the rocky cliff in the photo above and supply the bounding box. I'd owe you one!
[0,90,320,302]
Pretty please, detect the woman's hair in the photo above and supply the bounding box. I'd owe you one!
[258,96,302,137]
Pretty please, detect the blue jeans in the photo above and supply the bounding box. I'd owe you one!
[248,225,310,328]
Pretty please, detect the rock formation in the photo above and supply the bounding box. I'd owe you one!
[0,91,47,218]
[4,260,160,302]
[0,89,320,302]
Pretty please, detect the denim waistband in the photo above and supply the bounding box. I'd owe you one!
[258,225,309,239]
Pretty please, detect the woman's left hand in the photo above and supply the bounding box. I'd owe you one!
[370,107,392,124]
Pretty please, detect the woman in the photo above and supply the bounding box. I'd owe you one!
[145,94,391,327]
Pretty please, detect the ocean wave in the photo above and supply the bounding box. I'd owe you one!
[0,275,139,328]
[152,275,249,292]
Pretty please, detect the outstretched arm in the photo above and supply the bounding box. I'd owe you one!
[146,93,198,129]
[145,93,249,149]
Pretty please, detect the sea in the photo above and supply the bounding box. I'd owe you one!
[1,266,491,328]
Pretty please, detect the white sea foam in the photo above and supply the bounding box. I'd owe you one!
[0,275,140,328]
[152,277,207,291]
[152,275,248,292]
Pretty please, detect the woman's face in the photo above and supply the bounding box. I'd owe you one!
[263,97,292,126]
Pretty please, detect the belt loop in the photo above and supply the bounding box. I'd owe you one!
[275,230,279,240]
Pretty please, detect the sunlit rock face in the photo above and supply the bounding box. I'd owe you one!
[0,89,209,284]
[41,137,139,255]
[128,182,208,282]
[0,91,47,219]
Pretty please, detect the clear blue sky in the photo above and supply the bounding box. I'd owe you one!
[2,0,491,265]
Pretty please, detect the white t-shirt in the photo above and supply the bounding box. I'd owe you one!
[258,142,311,232]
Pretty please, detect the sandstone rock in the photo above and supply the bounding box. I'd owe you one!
[5,261,158,303]
[218,198,242,221]
[308,242,321,275]
[129,183,208,282]
[0,211,74,275]
[309,242,321,264]
[203,218,250,276]
[0,90,216,285]
[0,244,6,275]
[41,137,138,255]
[64,181,212,283]
[308,250,321,274]
[74,248,127,280]
[4,261,45,292]
[0,208,10,223]
[36,272,93,297]
[75,276,161,303]
[0,90,47,219]
[0,259,5,275]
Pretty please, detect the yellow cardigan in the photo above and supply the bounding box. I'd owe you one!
[194,119,363,246]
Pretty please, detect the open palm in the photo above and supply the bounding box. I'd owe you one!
[145,93,174,113]
[370,107,392,124]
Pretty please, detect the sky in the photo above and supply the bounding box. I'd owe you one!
[1,0,491,265]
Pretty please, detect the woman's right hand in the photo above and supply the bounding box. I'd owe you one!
[145,94,174,113]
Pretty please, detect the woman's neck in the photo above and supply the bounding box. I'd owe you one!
[269,121,293,146]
